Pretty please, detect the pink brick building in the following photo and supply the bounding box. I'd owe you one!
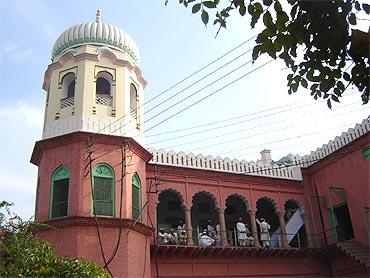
[31,11,369,278]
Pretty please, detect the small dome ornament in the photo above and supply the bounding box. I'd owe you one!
[96,8,101,23]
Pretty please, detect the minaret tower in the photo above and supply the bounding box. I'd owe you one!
[42,9,146,142]
[31,11,152,277]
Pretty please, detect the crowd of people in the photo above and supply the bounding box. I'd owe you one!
[157,217,271,248]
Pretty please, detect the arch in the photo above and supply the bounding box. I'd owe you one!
[225,194,250,246]
[93,163,115,216]
[130,83,138,116]
[61,72,75,99]
[225,193,249,210]
[157,188,185,206]
[96,71,113,96]
[256,196,278,213]
[132,173,141,220]
[157,188,185,230]
[50,165,70,218]
[256,196,279,234]
[192,190,218,208]
[284,199,304,213]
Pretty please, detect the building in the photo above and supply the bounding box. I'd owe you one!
[31,11,370,277]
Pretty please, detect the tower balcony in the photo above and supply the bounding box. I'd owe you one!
[95,94,113,106]
[60,97,75,109]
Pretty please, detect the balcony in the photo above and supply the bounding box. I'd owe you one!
[96,94,113,106]
[60,97,74,108]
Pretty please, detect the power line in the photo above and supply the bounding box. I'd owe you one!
[159,104,364,151]
[87,37,257,139]
[145,100,358,146]
[214,122,359,158]
[142,60,274,135]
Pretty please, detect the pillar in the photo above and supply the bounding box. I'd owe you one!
[277,212,289,248]
[184,207,194,245]
[301,213,313,247]
[248,210,260,247]
[218,208,229,246]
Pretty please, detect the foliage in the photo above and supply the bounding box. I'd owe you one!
[0,201,109,278]
[170,0,370,108]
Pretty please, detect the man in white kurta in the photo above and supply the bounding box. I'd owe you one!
[199,232,215,246]
[256,218,271,247]
[236,217,248,247]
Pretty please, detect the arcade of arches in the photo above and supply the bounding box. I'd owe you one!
[156,189,308,247]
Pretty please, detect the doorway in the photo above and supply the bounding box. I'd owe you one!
[329,203,354,242]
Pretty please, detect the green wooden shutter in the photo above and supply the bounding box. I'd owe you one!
[132,173,141,220]
[51,166,70,218]
[93,164,114,216]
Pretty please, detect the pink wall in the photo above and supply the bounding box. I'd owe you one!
[151,257,330,277]
[303,134,370,247]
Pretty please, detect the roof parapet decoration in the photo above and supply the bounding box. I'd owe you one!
[148,117,369,181]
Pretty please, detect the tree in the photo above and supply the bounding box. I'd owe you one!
[170,0,369,108]
[0,201,109,278]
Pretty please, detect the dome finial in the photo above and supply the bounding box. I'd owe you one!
[96,9,101,23]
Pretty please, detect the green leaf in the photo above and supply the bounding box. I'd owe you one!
[291,82,299,93]
[274,1,283,13]
[252,45,261,61]
[332,95,340,103]
[239,4,246,16]
[301,78,308,88]
[203,1,216,8]
[263,11,274,28]
[327,98,332,109]
[192,3,201,13]
[263,0,273,6]
[201,10,209,25]
[348,13,357,25]
[362,4,370,14]
[354,1,361,11]
[343,72,351,81]
[247,3,254,15]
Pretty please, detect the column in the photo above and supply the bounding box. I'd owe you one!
[184,207,194,245]
[248,210,260,247]
[277,212,289,248]
[218,208,229,246]
[301,213,313,247]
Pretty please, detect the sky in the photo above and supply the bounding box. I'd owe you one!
[0,0,368,219]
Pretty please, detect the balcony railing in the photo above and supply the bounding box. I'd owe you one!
[96,94,113,106]
[60,97,74,108]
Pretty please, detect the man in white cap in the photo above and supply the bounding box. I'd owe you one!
[199,230,215,246]
[256,217,271,248]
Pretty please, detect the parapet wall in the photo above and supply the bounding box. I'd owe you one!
[148,118,369,181]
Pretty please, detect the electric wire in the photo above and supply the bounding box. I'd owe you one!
[145,100,358,146]
[87,36,257,139]
[163,105,365,151]
[142,60,274,135]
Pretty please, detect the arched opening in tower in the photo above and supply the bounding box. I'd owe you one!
[284,200,308,247]
[225,194,250,246]
[157,189,184,231]
[256,197,279,245]
[191,192,218,243]
[96,77,111,95]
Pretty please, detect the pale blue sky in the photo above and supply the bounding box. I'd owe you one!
[0,0,368,218]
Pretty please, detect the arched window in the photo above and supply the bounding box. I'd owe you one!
[61,73,76,99]
[132,173,141,220]
[93,164,114,216]
[362,146,370,161]
[51,166,70,218]
[96,73,111,95]
[130,84,138,114]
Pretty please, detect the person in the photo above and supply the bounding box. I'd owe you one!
[168,228,178,245]
[207,220,214,236]
[256,218,271,248]
[236,217,248,247]
[199,231,215,246]
[178,231,187,245]
[157,228,170,245]
[177,220,186,237]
